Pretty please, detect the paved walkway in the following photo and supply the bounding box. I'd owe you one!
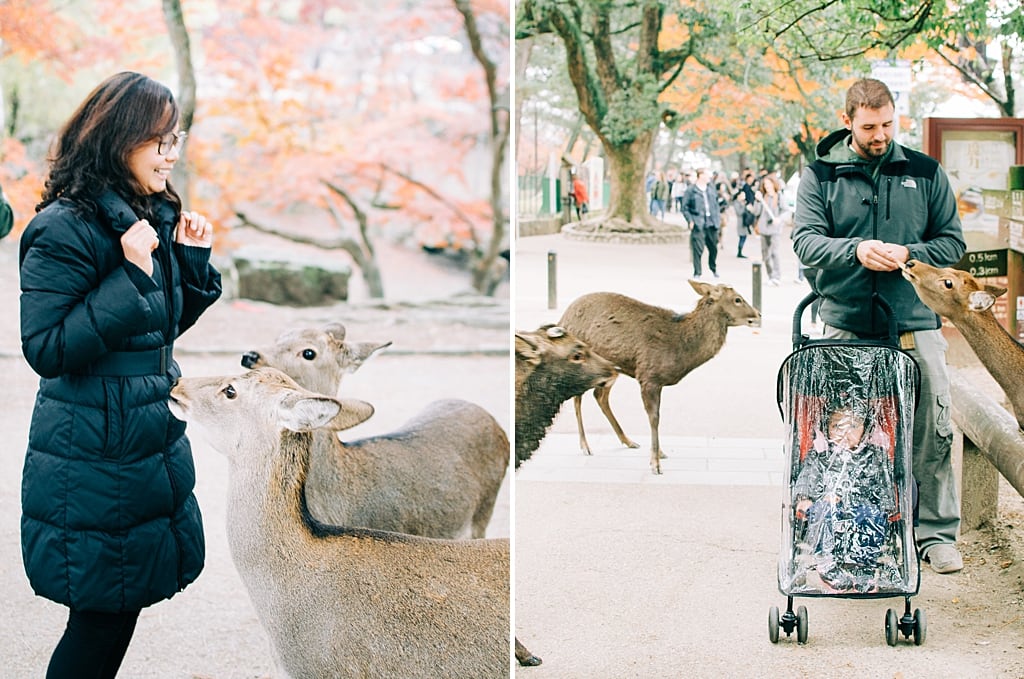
[513,211,1024,679]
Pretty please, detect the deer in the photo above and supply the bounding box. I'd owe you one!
[168,368,509,679]
[514,325,618,469]
[240,321,391,397]
[512,325,617,667]
[241,321,509,540]
[558,281,761,474]
[900,258,1023,430]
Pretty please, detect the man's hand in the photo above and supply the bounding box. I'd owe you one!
[856,239,909,272]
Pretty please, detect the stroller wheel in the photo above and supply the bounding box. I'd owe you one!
[796,605,808,644]
[885,608,899,646]
[913,608,927,646]
[768,606,780,644]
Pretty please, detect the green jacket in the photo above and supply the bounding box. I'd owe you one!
[0,186,12,239]
[792,129,966,337]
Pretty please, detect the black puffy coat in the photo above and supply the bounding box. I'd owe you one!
[19,190,221,613]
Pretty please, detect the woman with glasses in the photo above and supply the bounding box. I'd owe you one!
[18,71,221,678]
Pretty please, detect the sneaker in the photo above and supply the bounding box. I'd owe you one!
[712,272,720,279]
[767,278,780,287]
[924,543,963,573]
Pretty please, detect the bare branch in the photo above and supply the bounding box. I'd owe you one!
[379,163,481,250]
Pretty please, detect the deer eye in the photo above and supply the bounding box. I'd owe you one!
[222,384,237,399]
[942,279,953,289]
[301,349,317,360]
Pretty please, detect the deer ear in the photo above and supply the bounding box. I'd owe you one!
[985,284,1007,299]
[515,333,542,365]
[343,341,392,373]
[323,322,347,341]
[689,279,711,295]
[967,290,997,312]
[278,394,344,432]
[327,398,375,431]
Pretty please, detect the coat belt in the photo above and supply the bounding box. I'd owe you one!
[81,346,173,376]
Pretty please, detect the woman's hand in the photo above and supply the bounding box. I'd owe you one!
[176,210,213,248]
[121,219,159,276]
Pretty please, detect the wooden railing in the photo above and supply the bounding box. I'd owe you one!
[950,370,1024,531]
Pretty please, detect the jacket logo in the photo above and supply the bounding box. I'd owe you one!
[901,178,917,189]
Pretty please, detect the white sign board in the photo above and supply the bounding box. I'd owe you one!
[871,60,913,92]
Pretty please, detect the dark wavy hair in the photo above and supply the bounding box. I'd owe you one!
[38,71,182,221]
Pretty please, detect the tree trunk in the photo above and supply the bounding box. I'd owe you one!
[514,37,533,163]
[162,0,196,208]
[575,129,678,234]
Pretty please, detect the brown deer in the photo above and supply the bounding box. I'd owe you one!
[558,281,761,473]
[240,322,390,397]
[514,325,618,469]
[900,258,1023,430]
[168,368,509,678]
[241,321,509,540]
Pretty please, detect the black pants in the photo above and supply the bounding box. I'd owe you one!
[690,226,719,276]
[47,609,140,679]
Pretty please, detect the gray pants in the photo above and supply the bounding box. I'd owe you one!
[759,233,781,282]
[822,326,959,551]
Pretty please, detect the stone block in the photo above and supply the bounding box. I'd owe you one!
[232,247,351,306]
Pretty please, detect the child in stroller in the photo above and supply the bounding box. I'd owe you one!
[792,396,903,593]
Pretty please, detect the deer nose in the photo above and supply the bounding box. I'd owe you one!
[240,351,261,369]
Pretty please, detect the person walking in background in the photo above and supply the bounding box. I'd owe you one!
[570,171,588,220]
[733,170,757,257]
[671,172,688,215]
[683,168,721,279]
[755,174,787,285]
[645,170,657,213]
[650,171,669,220]
[18,71,223,678]
[792,77,966,574]
[0,181,13,240]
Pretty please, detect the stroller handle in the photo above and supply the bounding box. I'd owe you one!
[792,291,899,348]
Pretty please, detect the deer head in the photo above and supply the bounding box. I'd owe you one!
[900,259,1006,320]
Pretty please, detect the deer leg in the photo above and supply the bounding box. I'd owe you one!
[573,395,592,454]
[594,383,640,449]
[640,383,664,474]
[515,637,542,666]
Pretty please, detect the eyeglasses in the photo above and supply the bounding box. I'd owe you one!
[157,131,188,156]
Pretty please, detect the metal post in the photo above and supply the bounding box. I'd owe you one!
[547,250,557,310]
[751,262,763,320]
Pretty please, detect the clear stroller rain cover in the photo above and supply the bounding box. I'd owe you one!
[778,342,920,597]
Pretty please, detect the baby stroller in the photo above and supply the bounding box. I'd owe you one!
[768,292,926,646]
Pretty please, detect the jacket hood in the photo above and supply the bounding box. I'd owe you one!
[815,129,866,165]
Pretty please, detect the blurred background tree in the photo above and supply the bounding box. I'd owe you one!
[516,0,1011,233]
[0,0,510,298]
